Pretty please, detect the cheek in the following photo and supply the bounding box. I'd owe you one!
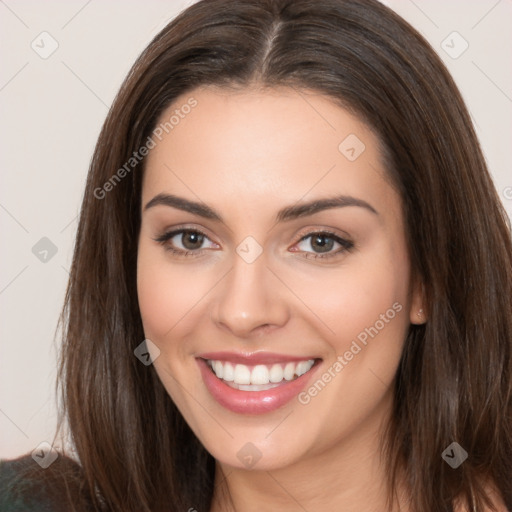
[137,257,176,341]
[137,245,194,343]
[136,244,221,354]
[290,251,410,441]
[295,252,409,345]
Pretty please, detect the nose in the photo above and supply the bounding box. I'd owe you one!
[210,252,290,338]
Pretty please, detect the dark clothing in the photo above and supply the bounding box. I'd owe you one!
[0,455,93,512]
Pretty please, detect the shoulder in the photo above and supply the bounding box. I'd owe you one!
[0,454,94,512]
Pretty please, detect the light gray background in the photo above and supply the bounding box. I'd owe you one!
[1,0,511,458]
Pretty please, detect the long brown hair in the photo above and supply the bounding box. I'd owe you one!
[53,0,512,510]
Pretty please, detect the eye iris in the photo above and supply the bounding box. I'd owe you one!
[182,231,204,250]
[311,234,334,253]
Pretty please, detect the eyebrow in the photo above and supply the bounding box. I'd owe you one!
[144,193,222,220]
[276,196,378,221]
[143,193,378,222]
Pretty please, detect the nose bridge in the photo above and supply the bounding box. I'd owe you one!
[211,250,289,336]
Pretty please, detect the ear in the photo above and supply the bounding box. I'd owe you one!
[409,278,427,325]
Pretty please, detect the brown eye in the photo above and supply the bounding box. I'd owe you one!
[310,234,335,253]
[180,231,205,250]
[293,231,354,258]
[154,229,218,255]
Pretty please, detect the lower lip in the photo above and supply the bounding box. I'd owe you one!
[197,358,320,414]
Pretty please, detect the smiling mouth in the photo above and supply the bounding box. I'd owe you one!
[204,358,320,391]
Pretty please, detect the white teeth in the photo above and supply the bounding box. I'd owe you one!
[295,361,311,377]
[223,362,234,381]
[207,359,315,388]
[283,362,296,381]
[233,364,251,385]
[238,383,281,391]
[251,365,270,385]
[212,360,223,379]
[269,364,284,383]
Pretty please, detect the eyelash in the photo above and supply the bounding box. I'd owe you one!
[292,230,354,259]
[153,228,354,260]
[153,228,215,258]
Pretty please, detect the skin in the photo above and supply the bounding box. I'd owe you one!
[137,86,426,512]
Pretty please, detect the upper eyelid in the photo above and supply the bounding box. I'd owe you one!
[154,229,217,255]
[155,225,215,241]
[293,232,354,253]
[155,228,352,255]
[297,232,350,244]
[156,227,351,242]
[294,225,352,240]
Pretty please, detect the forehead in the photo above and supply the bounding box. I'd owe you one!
[142,86,398,221]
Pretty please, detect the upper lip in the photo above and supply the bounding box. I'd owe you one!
[197,351,321,365]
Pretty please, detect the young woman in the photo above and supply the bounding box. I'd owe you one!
[1,0,511,511]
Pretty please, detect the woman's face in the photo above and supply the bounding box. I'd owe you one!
[137,86,424,471]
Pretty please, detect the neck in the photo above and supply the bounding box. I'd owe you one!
[209,391,405,512]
